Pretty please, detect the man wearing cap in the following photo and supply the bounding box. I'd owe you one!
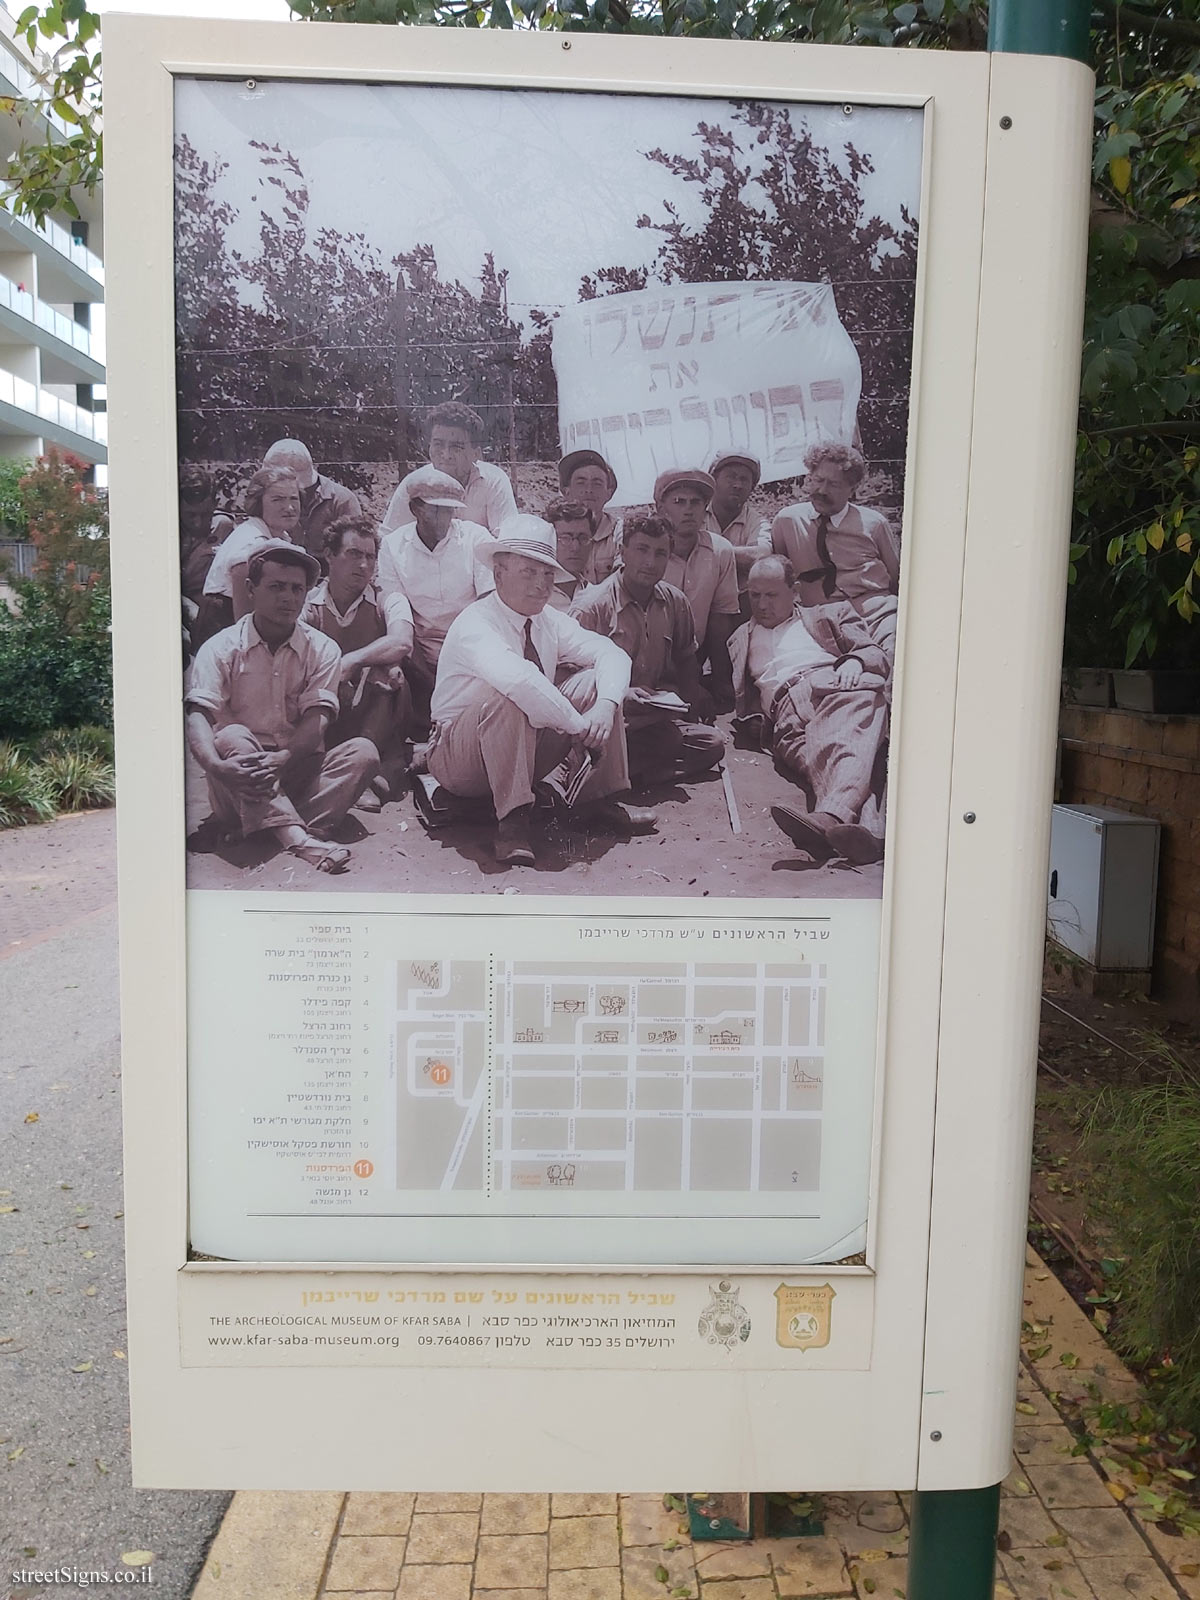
[572,515,725,789]
[707,452,771,590]
[429,517,650,867]
[557,450,622,584]
[376,466,495,696]
[770,442,900,658]
[655,468,741,712]
[542,497,595,611]
[729,554,889,867]
[382,402,517,536]
[186,542,379,874]
[262,438,362,561]
[303,515,414,811]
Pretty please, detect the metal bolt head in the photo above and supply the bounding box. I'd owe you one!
[963,811,977,824]
[999,116,1013,130]
[562,38,572,48]
[930,1430,943,1442]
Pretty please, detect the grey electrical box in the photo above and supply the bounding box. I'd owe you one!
[1048,803,1160,970]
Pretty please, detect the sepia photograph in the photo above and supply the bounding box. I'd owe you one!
[175,77,923,898]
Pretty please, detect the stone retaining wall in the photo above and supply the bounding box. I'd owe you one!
[1059,702,1200,1007]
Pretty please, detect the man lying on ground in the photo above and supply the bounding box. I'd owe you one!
[376,466,495,715]
[262,438,362,562]
[382,402,517,537]
[185,542,379,875]
[730,555,890,866]
[303,515,414,812]
[770,442,900,659]
[427,518,653,867]
[571,515,724,789]
[655,467,741,713]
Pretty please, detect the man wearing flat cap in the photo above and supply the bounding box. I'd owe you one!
[655,468,741,713]
[557,449,622,584]
[707,451,771,592]
[376,465,495,695]
[186,541,379,875]
[429,517,651,867]
[382,401,518,537]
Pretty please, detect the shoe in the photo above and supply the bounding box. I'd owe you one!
[495,806,536,866]
[770,804,838,862]
[573,799,658,835]
[355,787,383,813]
[825,822,884,865]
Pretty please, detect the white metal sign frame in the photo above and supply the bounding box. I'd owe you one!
[105,13,1092,1491]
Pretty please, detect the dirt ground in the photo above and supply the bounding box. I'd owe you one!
[0,807,117,954]
[183,714,883,900]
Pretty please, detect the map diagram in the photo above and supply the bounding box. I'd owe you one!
[393,959,825,1198]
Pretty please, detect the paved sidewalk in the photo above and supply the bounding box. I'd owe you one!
[190,1254,1200,1600]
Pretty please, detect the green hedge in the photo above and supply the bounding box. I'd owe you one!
[0,578,113,742]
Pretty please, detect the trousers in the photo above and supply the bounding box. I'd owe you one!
[770,677,888,832]
[625,715,724,787]
[428,672,629,821]
[207,723,378,838]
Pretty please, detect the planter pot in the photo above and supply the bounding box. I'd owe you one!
[1112,669,1200,714]
[1062,668,1113,707]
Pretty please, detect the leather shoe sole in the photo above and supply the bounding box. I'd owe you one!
[770,804,837,862]
[825,822,884,865]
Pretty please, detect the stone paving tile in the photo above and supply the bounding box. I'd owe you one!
[1138,1524,1200,1599]
[548,1568,623,1600]
[762,1536,854,1597]
[557,1495,620,1518]
[854,1493,906,1534]
[405,1512,480,1564]
[324,1533,408,1592]
[619,1494,686,1546]
[1026,1462,1118,1510]
[1077,1554,1178,1599]
[1051,1507,1154,1562]
[622,1542,698,1600]
[482,1495,551,1535]
[696,1578,776,1600]
[341,1491,417,1536]
[476,1534,551,1590]
[396,1564,474,1600]
[1014,1389,1062,1426]
[998,1494,1061,1549]
[1002,1459,1035,1498]
[819,1516,907,1561]
[550,1517,621,1570]
[416,1494,484,1513]
[474,1591,546,1600]
[998,1548,1094,1599]
[692,1542,774,1580]
[854,1553,907,1596]
[1012,1425,1078,1465]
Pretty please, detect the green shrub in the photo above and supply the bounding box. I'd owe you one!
[0,742,55,828]
[0,578,112,741]
[38,749,115,812]
[33,724,115,764]
[1085,1059,1200,1434]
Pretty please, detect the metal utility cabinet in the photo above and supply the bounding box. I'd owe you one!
[1048,804,1160,971]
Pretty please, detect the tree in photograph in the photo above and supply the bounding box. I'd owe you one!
[581,102,918,466]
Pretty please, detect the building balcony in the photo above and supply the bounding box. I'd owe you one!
[0,200,104,296]
[0,275,104,382]
[0,366,107,463]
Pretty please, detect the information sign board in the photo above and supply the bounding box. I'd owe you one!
[105,15,1092,1491]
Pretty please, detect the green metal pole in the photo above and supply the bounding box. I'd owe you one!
[905,5,1090,1595]
[987,0,1090,61]
[907,1486,1001,1600]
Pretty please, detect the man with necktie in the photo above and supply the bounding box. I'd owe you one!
[769,443,900,660]
[428,517,653,866]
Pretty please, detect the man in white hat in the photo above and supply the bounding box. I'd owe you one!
[655,467,740,712]
[707,451,771,591]
[262,438,362,561]
[186,541,379,874]
[376,465,495,696]
[428,517,652,866]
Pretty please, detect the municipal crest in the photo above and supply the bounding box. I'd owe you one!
[774,1283,835,1350]
[698,1280,751,1350]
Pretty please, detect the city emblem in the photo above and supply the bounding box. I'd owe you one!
[698,1280,751,1349]
[774,1283,836,1350]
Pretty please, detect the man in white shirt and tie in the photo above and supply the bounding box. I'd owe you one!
[429,518,653,866]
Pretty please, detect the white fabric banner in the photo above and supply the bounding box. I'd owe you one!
[552,281,862,506]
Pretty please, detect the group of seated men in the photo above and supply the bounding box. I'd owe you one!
[183,399,899,875]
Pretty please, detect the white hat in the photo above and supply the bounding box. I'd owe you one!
[403,465,467,508]
[478,516,573,580]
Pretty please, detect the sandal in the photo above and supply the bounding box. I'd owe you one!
[287,837,352,874]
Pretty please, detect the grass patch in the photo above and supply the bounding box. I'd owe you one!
[0,725,115,829]
[0,741,56,827]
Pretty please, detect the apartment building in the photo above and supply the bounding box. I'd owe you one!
[0,0,105,484]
